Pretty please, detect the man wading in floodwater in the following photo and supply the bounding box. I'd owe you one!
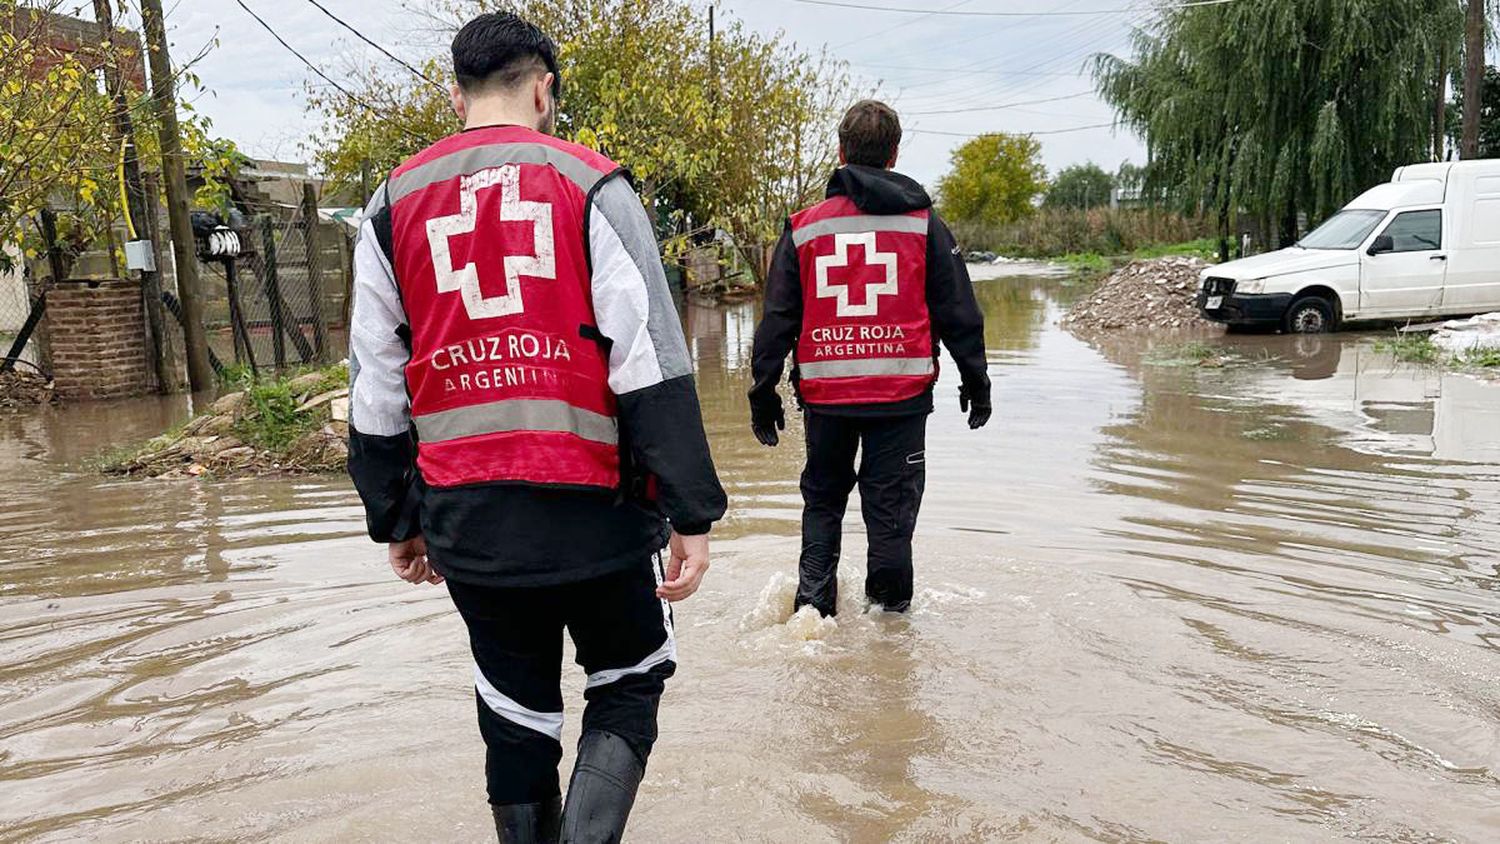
[749,100,990,617]
[347,13,726,842]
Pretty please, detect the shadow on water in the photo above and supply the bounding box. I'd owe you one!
[2,273,1499,841]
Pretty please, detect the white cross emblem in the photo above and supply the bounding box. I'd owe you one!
[814,231,898,318]
[425,164,555,320]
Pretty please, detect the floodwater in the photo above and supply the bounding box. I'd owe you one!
[3,272,1499,842]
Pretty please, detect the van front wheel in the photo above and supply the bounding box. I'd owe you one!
[1283,296,1336,334]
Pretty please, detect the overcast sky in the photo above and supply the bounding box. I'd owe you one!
[112,0,1151,189]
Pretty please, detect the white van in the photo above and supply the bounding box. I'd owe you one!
[1198,159,1500,332]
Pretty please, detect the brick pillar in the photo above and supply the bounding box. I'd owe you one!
[47,280,151,400]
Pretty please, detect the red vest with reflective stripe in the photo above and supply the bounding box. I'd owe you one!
[387,126,621,490]
[791,195,935,405]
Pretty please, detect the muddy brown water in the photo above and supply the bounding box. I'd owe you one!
[2,272,1499,842]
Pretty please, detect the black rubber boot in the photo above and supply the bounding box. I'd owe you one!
[491,795,561,844]
[560,731,646,844]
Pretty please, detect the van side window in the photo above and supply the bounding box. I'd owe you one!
[1379,210,1443,252]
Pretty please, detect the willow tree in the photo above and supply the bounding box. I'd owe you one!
[309,0,850,279]
[1094,0,1462,254]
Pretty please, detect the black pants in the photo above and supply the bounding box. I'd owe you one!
[445,557,676,806]
[797,411,928,616]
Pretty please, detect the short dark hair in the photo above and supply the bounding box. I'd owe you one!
[839,100,901,168]
[452,12,560,99]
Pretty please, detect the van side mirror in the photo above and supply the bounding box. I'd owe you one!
[1368,234,1394,255]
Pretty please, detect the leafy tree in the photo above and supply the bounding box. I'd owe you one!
[1044,162,1115,210]
[308,0,851,279]
[935,133,1046,226]
[1449,65,1500,158]
[1,3,114,266]
[0,1,241,272]
[1094,0,1462,252]
[1114,161,1146,195]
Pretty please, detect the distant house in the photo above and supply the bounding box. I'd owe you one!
[5,6,148,91]
[1111,185,1147,210]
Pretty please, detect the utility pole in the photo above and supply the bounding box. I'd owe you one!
[1435,45,1448,161]
[141,0,214,391]
[92,0,176,392]
[1461,0,1485,159]
[359,159,373,206]
[300,182,329,361]
[708,5,717,119]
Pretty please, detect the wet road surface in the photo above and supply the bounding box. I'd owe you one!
[2,272,1498,842]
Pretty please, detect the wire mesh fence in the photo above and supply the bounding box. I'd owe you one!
[188,196,352,380]
[3,190,354,388]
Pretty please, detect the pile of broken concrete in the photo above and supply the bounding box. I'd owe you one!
[1062,257,1215,332]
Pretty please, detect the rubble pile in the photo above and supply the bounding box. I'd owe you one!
[1062,257,1214,332]
[1432,313,1500,355]
[0,370,55,410]
[106,370,349,479]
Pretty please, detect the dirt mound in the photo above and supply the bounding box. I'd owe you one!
[1062,257,1215,332]
[0,370,55,410]
[104,368,350,479]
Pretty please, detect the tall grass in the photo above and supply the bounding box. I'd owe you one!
[1375,333,1500,369]
[949,208,1213,259]
[1374,334,1442,364]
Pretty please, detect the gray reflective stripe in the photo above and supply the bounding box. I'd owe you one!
[414,399,618,445]
[585,637,676,689]
[799,357,936,379]
[791,214,928,247]
[588,552,677,689]
[388,143,607,204]
[474,663,563,741]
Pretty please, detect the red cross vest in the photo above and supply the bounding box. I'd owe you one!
[387,126,621,490]
[790,195,936,405]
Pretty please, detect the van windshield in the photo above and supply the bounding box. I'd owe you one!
[1297,209,1387,249]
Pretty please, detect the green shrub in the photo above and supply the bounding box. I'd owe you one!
[1053,253,1112,275]
[1374,334,1441,364]
[949,207,1212,259]
[231,364,349,452]
[1461,347,1500,368]
[1131,238,1220,261]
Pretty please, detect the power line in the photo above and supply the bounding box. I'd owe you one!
[301,0,446,92]
[791,0,1233,14]
[232,0,426,141]
[910,121,1118,138]
[899,9,1140,107]
[856,63,1082,76]
[904,90,1092,115]
[835,0,974,50]
[882,6,1128,101]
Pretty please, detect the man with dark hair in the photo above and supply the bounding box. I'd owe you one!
[748,99,990,618]
[347,12,726,843]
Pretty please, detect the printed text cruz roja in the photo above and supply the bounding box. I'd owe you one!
[429,331,574,394]
[807,323,910,358]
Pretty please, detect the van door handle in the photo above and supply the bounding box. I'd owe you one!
[1430,254,1447,261]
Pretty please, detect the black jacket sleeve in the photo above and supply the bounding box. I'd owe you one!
[346,185,424,543]
[926,212,990,401]
[617,377,726,536]
[589,175,726,536]
[748,221,802,417]
[348,431,424,542]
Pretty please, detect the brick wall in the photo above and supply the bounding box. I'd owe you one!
[47,281,150,400]
[7,9,149,92]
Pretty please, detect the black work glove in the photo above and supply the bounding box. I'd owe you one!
[959,384,992,430]
[751,400,785,447]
